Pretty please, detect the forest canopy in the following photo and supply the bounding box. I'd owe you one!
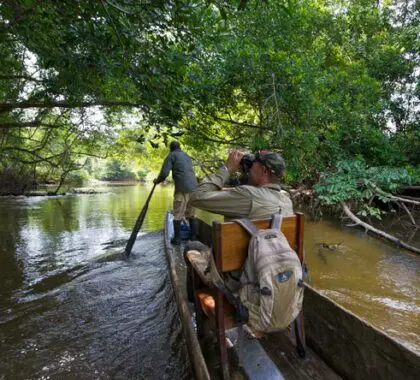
[0,0,418,195]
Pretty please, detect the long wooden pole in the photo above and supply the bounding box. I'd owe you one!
[124,183,157,258]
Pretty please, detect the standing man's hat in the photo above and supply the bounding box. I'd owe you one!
[170,141,181,151]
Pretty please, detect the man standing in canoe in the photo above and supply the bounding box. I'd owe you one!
[154,141,198,245]
[189,149,293,219]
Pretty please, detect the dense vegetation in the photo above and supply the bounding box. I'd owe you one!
[1,1,418,209]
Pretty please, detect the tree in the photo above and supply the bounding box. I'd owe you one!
[0,1,418,193]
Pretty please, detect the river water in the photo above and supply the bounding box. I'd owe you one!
[0,184,419,379]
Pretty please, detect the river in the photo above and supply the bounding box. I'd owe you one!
[0,184,418,379]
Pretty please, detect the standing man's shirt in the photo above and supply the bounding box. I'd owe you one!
[156,148,197,193]
[189,166,293,220]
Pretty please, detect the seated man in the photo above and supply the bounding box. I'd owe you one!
[189,149,293,220]
[185,149,294,301]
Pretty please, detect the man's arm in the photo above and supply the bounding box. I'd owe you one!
[189,167,253,218]
[189,151,254,218]
[155,154,172,183]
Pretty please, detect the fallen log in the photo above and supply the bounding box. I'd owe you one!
[341,203,420,255]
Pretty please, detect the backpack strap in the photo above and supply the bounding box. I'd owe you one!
[207,251,249,324]
[270,213,283,231]
[233,218,258,235]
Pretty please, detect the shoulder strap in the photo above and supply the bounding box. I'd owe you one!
[233,218,258,235]
[270,213,283,231]
[207,251,249,324]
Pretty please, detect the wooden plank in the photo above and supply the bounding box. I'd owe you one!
[261,330,342,380]
[216,216,298,272]
[225,328,286,380]
[296,212,304,263]
[304,285,420,380]
[197,218,213,247]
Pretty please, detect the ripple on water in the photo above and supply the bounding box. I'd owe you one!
[0,232,191,379]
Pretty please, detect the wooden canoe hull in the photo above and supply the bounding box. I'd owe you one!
[304,285,419,379]
[163,213,211,380]
[164,213,420,379]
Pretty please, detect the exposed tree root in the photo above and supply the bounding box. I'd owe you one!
[341,203,420,254]
[399,202,417,226]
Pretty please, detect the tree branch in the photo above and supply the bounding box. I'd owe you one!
[0,100,144,112]
[0,121,60,129]
[184,126,247,147]
[1,146,64,167]
[341,202,420,254]
[372,184,420,206]
[399,195,420,202]
[0,75,45,84]
[399,201,417,226]
[209,115,260,129]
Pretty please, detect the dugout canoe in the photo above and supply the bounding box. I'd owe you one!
[163,212,420,380]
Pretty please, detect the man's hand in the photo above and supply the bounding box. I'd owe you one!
[153,178,160,184]
[225,150,244,173]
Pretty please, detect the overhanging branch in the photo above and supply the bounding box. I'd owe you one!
[0,100,144,112]
[0,121,59,129]
[0,75,45,84]
[211,115,260,129]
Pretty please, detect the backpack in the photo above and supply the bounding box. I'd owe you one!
[234,214,304,333]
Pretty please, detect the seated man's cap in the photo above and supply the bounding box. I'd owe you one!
[255,150,286,177]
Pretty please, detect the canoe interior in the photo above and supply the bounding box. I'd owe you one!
[165,214,420,380]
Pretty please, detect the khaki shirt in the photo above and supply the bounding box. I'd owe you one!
[189,167,293,220]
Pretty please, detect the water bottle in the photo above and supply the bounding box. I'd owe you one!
[180,219,191,241]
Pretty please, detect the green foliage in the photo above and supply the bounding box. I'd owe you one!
[67,170,89,185]
[357,204,384,219]
[137,168,149,181]
[0,1,418,193]
[314,159,414,218]
[175,0,418,181]
[0,163,36,195]
[406,165,420,184]
[101,159,136,181]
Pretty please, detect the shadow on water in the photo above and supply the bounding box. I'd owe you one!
[0,232,191,379]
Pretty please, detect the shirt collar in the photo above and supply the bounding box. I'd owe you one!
[261,183,282,191]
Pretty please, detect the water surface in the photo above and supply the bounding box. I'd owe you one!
[0,184,418,379]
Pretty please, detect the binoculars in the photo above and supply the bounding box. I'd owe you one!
[240,153,256,174]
